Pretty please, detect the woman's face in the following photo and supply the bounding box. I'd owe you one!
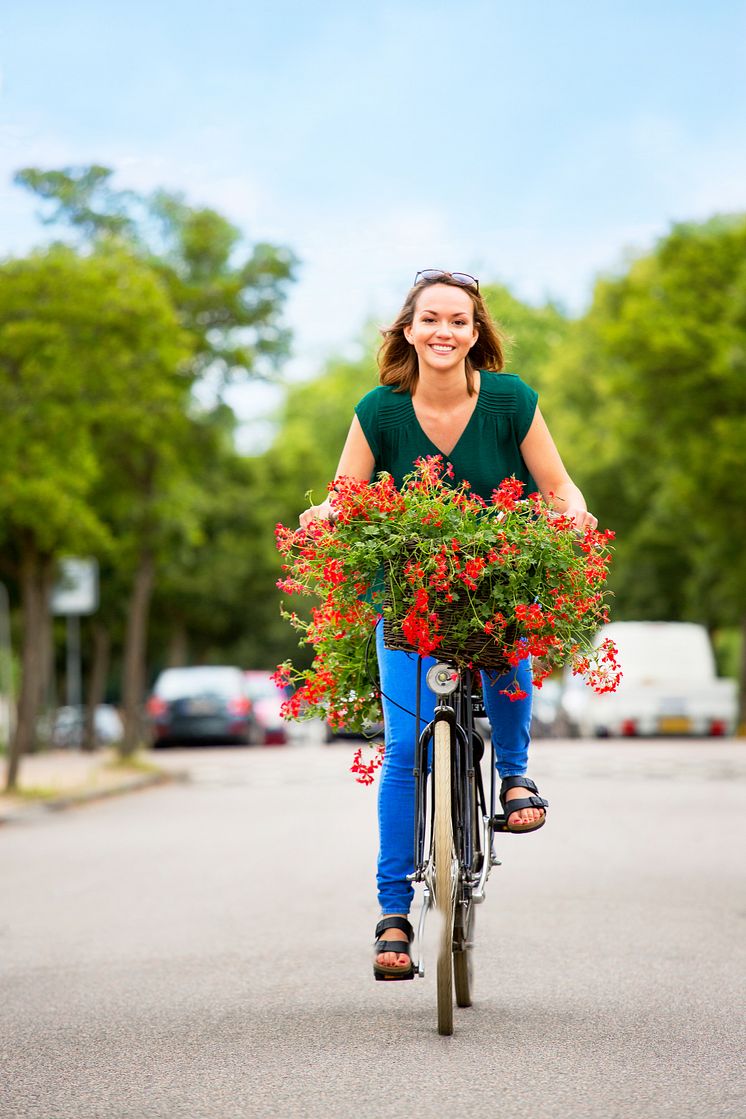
[404,283,478,373]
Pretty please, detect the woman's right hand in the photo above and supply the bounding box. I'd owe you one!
[299,497,335,529]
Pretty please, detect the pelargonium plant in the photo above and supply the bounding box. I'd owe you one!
[273,456,621,783]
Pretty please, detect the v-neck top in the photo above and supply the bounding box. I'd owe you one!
[354,371,538,501]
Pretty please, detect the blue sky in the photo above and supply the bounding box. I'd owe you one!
[1,1,745,443]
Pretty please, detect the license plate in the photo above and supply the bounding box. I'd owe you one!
[658,716,692,734]
[187,698,217,715]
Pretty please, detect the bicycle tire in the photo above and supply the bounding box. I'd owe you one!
[434,718,454,1036]
[453,756,478,1007]
[453,899,475,1007]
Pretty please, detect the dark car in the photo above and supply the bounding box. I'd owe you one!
[243,670,289,745]
[147,666,258,747]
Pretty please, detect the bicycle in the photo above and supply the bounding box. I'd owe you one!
[407,658,506,1036]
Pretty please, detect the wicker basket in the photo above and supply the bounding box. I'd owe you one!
[382,561,514,672]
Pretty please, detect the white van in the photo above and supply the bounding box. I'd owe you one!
[559,621,738,738]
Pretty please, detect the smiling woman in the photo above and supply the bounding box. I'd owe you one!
[297,269,600,981]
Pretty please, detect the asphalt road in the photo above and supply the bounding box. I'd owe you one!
[1,731,745,1119]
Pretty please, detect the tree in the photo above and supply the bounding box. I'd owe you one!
[0,244,192,787]
[13,166,297,748]
[15,166,297,385]
[541,215,746,719]
[482,283,569,392]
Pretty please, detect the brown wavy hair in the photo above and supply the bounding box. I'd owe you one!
[378,274,506,395]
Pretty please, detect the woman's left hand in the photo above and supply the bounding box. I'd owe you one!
[565,507,598,532]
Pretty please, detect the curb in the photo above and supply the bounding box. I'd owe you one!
[0,768,190,826]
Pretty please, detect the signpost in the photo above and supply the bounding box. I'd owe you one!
[0,582,13,746]
[51,558,99,713]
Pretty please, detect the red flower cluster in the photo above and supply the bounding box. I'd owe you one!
[350,741,385,785]
[273,457,621,783]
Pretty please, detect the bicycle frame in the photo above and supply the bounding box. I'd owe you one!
[406,662,500,979]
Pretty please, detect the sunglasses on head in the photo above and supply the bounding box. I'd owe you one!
[414,269,479,292]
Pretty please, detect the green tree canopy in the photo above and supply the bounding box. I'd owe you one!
[15,165,298,388]
[540,214,746,712]
[482,282,569,391]
[0,242,193,782]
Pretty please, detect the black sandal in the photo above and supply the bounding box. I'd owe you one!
[373,916,415,981]
[493,776,548,834]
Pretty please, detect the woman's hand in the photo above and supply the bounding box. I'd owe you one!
[564,506,598,532]
[299,497,335,529]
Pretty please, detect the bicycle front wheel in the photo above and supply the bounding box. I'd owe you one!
[434,718,455,1036]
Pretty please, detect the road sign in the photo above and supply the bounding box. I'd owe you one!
[51,557,99,616]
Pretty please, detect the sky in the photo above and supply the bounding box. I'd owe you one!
[1,0,745,446]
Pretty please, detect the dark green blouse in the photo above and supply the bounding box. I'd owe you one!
[354,371,538,501]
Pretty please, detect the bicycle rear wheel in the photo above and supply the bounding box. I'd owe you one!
[434,718,455,1036]
[453,898,475,1007]
[454,753,479,1007]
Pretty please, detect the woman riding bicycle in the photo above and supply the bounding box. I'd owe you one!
[299,269,597,980]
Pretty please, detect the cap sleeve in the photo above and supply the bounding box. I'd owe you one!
[513,376,538,443]
[354,387,383,460]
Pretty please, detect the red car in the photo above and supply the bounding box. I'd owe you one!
[243,671,289,746]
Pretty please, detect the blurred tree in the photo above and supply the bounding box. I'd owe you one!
[0,244,192,787]
[265,341,380,503]
[14,166,297,746]
[146,406,277,674]
[15,166,297,386]
[541,215,746,719]
[482,283,569,391]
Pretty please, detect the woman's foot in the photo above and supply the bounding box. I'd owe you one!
[374,915,413,975]
[503,783,546,829]
[376,928,410,969]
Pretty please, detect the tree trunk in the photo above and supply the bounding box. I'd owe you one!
[82,622,111,752]
[120,549,155,757]
[166,619,189,667]
[739,613,746,735]
[5,548,51,791]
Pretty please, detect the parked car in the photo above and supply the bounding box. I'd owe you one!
[147,666,258,747]
[530,677,563,737]
[558,621,738,738]
[474,678,562,741]
[243,670,288,745]
[325,711,384,742]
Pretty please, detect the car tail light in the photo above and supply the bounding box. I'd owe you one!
[708,719,727,736]
[621,718,637,736]
[147,696,168,718]
[227,696,252,717]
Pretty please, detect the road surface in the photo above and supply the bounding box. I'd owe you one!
[1,732,745,1118]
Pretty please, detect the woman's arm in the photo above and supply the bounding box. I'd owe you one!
[298,416,375,528]
[519,407,598,530]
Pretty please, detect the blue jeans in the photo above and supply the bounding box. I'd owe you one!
[375,621,532,915]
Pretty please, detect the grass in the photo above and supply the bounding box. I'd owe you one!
[12,785,61,801]
[105,752,163,776]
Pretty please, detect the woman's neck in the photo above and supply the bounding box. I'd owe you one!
[413,363,476,408]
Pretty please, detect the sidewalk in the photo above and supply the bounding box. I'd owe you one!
[0,747,186,825]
